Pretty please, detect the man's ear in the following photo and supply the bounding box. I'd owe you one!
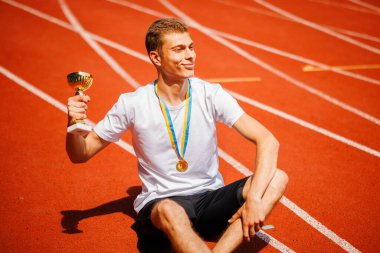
[149,51,161,66]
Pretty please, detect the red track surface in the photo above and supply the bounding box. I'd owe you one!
[1,0,379,252]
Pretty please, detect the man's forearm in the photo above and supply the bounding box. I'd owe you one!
[66,132,89,163]
[248,134,279,200]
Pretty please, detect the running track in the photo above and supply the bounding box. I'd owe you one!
[1,0,379,252]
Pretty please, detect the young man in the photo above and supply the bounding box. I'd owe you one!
[66,18,288,253]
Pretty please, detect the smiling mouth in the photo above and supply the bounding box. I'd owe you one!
[183,64,195,70]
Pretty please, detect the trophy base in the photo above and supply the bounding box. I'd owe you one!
[67,123,92,136]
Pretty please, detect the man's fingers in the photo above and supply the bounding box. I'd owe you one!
[68,106,87,114]
[68,101,88,110]
[254,222,262,232]
[228,207,242,223]
[243,221,250,242]
[249,225,256,237]
[82,95,91,103]
[228,213,239,223]
[68,95,91,104]
[68,111,87,120]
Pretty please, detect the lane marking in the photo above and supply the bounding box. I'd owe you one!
[2,1,371,251]
[307,0,380,15]
[328,27,380,44]
[215,0,380,44]
[303,64,380,72]
[58,0,140,89]
[204,77,261,83]
[159,1,367,251]
[5,0,380,153]
[106,0,380,86]
[1,0,151,63]
[253,0,380,55]
[3,0,374,251]
[0,66,293,253]
[106,0,169,17]
[349,0,380,13]
[105,0,380,125]
[158,0,380,127]
[228,89,380,158]
[219,145,361,253]
[5,0,379,116]
[211,29,380,86]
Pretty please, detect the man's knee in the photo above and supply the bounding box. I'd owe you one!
[272,169,289,193]
[242,168,288,199]
[151,199,190,230]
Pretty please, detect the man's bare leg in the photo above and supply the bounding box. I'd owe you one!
[212,169,288,253]
[151,199,211,253]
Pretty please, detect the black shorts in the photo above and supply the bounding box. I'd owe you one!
[135,177,249,242]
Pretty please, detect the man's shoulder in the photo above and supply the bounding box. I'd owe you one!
[118,82,154,103]
[190,77,221,91]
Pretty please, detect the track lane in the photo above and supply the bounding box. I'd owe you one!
[170,0,379,66]
[1,70,351,252]
[0,75,140,252]
[1,0,378,252]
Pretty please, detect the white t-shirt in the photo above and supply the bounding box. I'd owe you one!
[94,77,244,212]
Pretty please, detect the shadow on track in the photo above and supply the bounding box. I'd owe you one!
[60,186,268,252]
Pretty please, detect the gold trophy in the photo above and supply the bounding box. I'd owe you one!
[67,71,93,135]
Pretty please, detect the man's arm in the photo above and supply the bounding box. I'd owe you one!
[66,95,110,163]
[231,113,280,241]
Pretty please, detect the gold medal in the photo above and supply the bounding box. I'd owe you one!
[176,159,188,172]
[155,80,192,173]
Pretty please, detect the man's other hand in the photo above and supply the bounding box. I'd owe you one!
[228,197,265,242]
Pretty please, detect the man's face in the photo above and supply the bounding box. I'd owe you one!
[157,32,196,80]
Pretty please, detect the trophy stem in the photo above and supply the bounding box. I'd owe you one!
[75,90,84,96]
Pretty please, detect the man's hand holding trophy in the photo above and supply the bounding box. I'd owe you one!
[66,71,93,136]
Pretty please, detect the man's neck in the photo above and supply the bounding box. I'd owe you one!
[156,75,188,106]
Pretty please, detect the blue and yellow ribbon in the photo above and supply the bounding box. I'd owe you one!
[154,79,192,161]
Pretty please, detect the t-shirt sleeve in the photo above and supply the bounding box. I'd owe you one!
[94,95,131,142]
[213,84,245,127]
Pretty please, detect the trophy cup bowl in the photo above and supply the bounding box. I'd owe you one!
[67,71,93,136]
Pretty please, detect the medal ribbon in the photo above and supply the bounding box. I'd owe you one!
[154,79,192,160]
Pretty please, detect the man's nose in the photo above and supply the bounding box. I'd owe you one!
[185,48,196,59]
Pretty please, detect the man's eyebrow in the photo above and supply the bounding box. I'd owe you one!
[171,42,194,49]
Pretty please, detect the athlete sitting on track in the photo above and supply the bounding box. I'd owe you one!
[66,18,288,253]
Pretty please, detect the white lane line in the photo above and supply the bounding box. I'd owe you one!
[1,0,151,63]
[256,230,295,253]
[253,0,380,55]
[214,0,380,44]
[349,0,380,13]
[307,0,379,15]
[218,148,361,253]
[58,0,140,89]
[106,0,169,17]
[158,0,367,250]
[7,0,378,89]
[0,66,136,155]
[1,0,368,250]
[2,65,359,253]
[105,0,380,124]
[331,27,380,44]
[158,0,380,126]
[0,66,293,253]
[5,0,380,157]
[280,196,360,253]
[227,89,380,157]
[211,29,380,86]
